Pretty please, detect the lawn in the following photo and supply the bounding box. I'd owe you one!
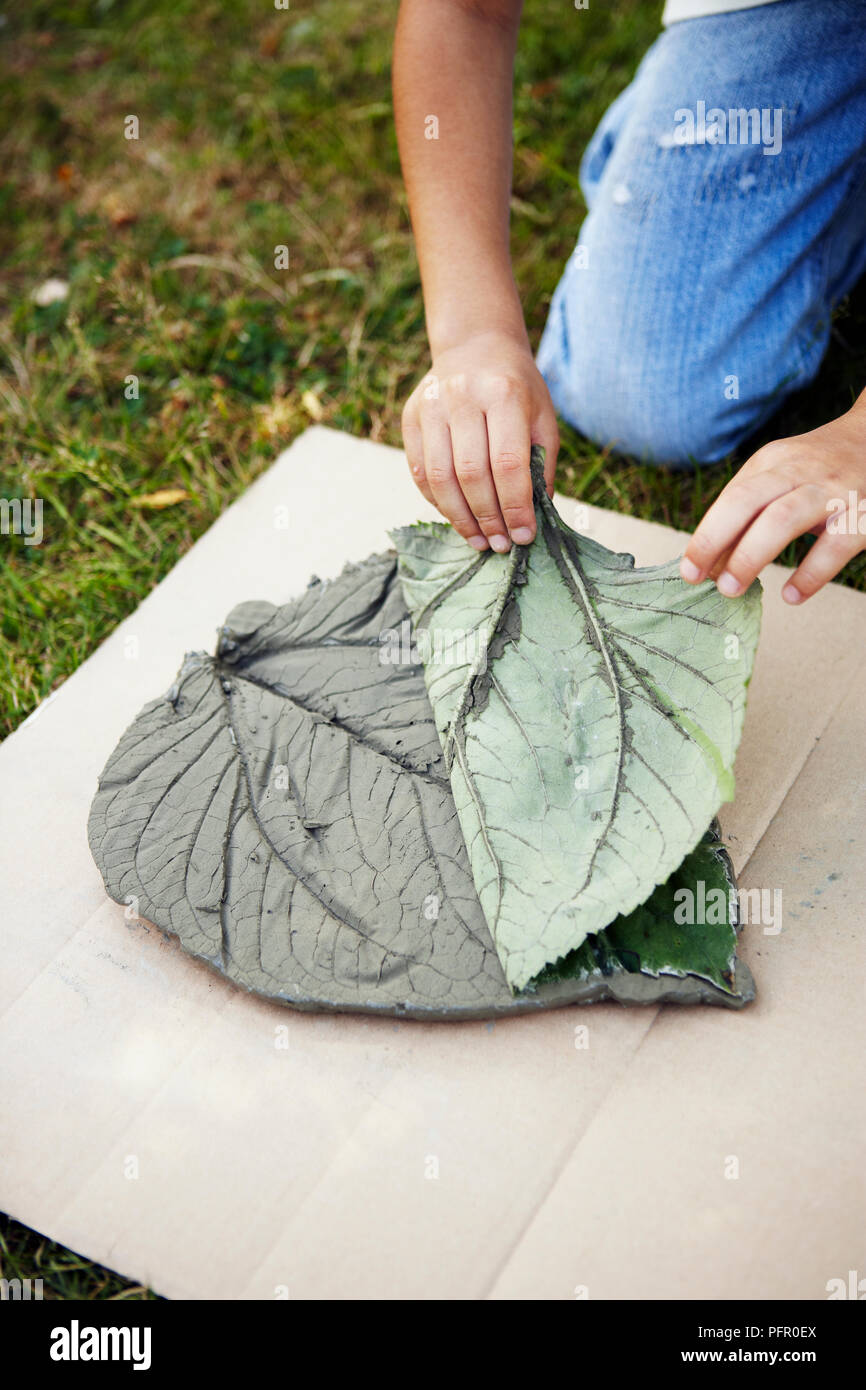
[1,0,863,1299]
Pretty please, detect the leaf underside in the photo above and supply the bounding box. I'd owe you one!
[88,550,755,1019]
[391,446,762,991]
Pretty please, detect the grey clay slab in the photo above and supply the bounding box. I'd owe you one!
[88,552,754,1018]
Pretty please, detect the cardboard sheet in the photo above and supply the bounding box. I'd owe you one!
[1,425,863,1300]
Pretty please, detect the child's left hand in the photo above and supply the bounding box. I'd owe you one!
[680,392,866,604]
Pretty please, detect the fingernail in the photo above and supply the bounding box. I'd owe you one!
[489,534,511,553]
[782,582,803,604]
[467,535,489,551]
[717,571,743,597]
[511,526,534,545]
[680,557,703,583]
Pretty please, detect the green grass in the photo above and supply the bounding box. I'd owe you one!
[0,1213,162,1300]
[1,0,863,1299]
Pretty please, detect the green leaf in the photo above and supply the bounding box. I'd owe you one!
[534,822,741,995]
[391,447,761,991]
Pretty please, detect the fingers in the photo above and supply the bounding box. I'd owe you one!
[402,407,435,507]
[711,484,829,597]
[783,529,863,604]
[681,464,793,583]
[679,469,863,606]
[401,363,560,551]
[486,397,534,544]
[420,411,489,549]
[451,407,511,551]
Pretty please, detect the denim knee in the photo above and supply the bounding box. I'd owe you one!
[534,0,866,468]
[537,297,754,467]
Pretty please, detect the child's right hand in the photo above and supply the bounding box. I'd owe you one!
[401,329,559,552]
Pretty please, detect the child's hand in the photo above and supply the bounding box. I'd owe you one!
[680,395,866,604]
[401,330,559,551]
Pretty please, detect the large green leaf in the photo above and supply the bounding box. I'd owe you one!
[391,447,761,991]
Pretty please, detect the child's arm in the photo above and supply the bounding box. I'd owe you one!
[393,0,558,552]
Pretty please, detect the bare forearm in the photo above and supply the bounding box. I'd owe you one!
[394,0,557,553]
[393,0,525,356]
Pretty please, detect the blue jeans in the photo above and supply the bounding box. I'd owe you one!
[535,0,866,466]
